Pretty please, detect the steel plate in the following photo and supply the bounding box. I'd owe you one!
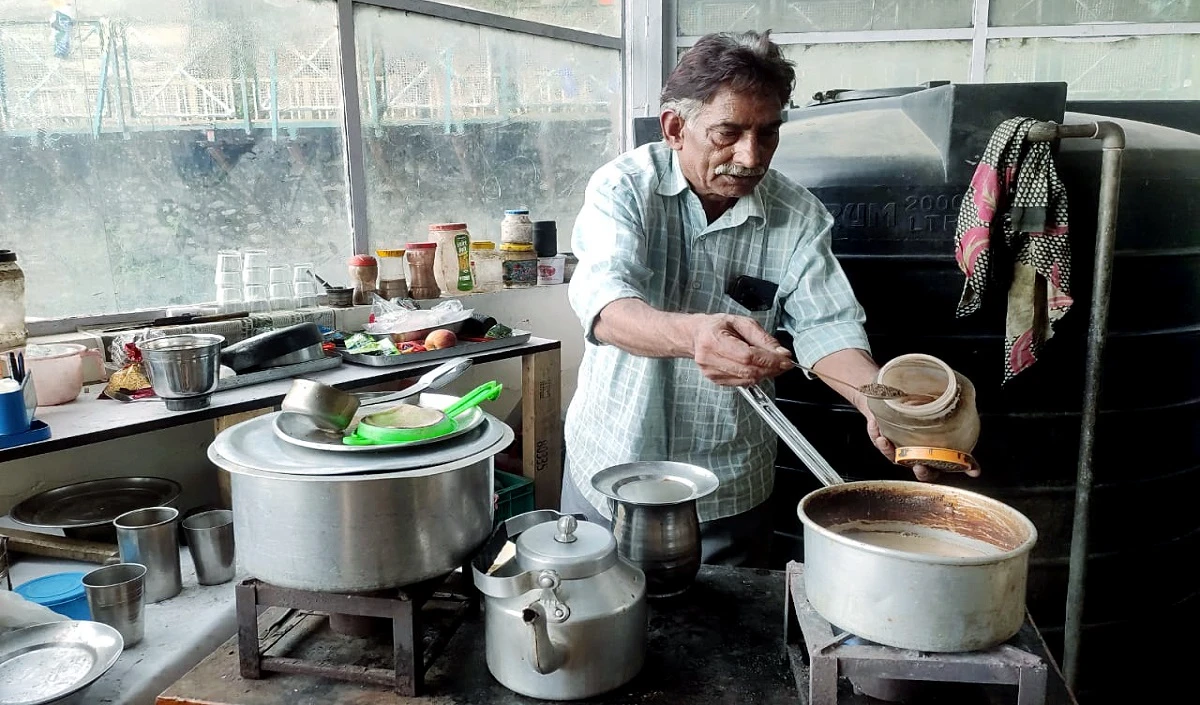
[211,412,510,476]
[591,461,720,506]
[9,477,182,531]
[0,621,123,705]
[273,393,486,453]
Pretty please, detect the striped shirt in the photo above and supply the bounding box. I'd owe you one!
[564,141,869,521]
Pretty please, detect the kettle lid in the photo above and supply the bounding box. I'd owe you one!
[516,515,615,578]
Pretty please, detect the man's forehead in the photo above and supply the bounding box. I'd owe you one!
[696,89,783,126]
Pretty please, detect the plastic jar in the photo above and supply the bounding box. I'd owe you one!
[347,254,379,305]
[375,249,409,300]
[24,343,98,405]
[405,243,440,300]
[501,243,538,288]
[428,223,474,296]
[500,209,533,246]
[0,250,26,353]
[470,241,504,293]
[865,353,980,473]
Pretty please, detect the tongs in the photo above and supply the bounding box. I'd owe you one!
[737,384,845,487]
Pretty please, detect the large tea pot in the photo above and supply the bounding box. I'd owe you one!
[472,510,647,700]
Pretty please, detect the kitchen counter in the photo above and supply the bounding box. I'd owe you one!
[7,549,237,705]
[156,566,1076,705]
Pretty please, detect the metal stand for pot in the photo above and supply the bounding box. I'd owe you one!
[234,567,477,696]
[784,563,1050,705]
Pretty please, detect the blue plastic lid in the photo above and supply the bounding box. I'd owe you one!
[504,209,529,215]
[15,572,87,606]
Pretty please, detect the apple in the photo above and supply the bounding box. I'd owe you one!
[424,329,458,350]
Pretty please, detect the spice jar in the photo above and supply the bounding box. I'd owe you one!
[865,353,980,473]
[347,254,379,305]
[428,223,474,296]
[470,241,504,294]
[0,250,26,354]
[375,249,409,300]
[501,243,537,288]
[405,243,440,300]
[500,209,533,246]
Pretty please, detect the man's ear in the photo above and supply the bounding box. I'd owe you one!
[661,109,685,150]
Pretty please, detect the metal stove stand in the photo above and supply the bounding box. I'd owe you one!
[235,569,477,696]
[784,562,1048,705]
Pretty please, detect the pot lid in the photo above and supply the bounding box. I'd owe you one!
[591,461,720,506]
[208,410,513,477]
[516,515,615,578]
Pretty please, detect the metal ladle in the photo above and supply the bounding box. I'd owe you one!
[792,362,936,403]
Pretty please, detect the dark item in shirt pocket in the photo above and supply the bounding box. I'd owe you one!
[726,275,779,312]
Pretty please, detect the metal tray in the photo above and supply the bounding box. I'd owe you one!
[216,352,342,391]
[9,476,182,541]
[337,330,531,367]
[0,621,123,705]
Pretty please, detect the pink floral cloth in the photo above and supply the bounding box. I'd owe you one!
[954,117,1072,384]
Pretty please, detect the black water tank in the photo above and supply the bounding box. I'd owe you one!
[763,82,1199,700]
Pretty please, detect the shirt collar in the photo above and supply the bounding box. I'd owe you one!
[658,150,768,227]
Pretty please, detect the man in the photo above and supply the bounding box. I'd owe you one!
[561,30,970,566]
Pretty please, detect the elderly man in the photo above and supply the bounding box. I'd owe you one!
[561,31,964,567]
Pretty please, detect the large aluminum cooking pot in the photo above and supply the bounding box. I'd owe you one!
[797,480,1037,652]
[208,407,514,593]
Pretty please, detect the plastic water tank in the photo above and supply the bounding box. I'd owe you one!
[762,82,1199,701]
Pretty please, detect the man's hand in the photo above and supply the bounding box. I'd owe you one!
[692,314,794,386]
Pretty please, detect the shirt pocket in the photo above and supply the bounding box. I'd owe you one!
[718,293,780,339]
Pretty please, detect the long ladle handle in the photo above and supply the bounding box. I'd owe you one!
[737,384,845,487]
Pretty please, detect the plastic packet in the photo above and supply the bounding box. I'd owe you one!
[344,332,398,355]
[363,299,472,336]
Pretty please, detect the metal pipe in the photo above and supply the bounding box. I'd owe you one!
[1026,119,1126,690]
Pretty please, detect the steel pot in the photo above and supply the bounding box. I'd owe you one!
[797,480,1037,652]
[208,412,513,593]
[473,510,646,700]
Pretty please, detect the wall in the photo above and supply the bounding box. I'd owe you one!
[0,285,584,516]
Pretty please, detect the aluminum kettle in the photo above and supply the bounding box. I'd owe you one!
[472,510,647,700]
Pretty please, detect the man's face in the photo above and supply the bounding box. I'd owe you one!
[663,86,783,203]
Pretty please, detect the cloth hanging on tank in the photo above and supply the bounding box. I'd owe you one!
[953,116,1073,384]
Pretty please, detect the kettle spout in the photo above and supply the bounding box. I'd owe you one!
[522,603,565,675]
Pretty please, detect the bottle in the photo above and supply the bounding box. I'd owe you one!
[500,243,538,288]
[347,254,379,305]
[500,209,533,246]
[532,220,558,257]
[0,250,26,354]
[404,243,440,300]
[470,241,504,293]
[865,353,980,473]
[428,223,474,296]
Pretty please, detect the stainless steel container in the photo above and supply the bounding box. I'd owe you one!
[797,480,1038,652]
[182,509,236,585]
[473,511,647,700]
[113,507,182,604]
[82,562,147,648]
[139,333,224,411]
[591,461,719,598]
[208,412,514,593]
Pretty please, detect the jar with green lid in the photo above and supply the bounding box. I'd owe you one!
[470,241,504,293]
[500,243,537,288]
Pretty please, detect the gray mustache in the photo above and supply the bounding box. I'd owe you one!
[714,163,766,177]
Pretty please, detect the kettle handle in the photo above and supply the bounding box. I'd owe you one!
[472,509,600,598]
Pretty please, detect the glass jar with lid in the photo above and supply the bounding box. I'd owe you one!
[0,250,26,354]
[375,249,409,300]
[470,241,504,293]
[500,209,533,246]
[405,243,440,300]
[501,243,538,288]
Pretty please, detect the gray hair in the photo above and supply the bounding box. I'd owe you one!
[660,30,795,121]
